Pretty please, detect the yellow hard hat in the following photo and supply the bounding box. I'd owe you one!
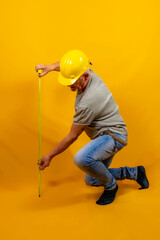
[58,49,92,86]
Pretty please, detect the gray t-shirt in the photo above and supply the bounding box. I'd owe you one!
[73,68,128,139]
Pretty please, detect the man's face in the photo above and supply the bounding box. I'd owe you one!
[67,73,90,93]
[68,77,81,92]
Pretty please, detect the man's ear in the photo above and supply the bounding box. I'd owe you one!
[84,73,90,80]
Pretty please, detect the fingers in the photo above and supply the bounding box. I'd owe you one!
[35,66,40,72]
[35,64,44,77]
[35,64,44,72]
[38,71,45,77]
[39,166,45,170]
[37,160,46,170]
[37,160,42,165]
[37,163,45,170]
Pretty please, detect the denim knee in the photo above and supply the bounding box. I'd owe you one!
[74,152,93,169]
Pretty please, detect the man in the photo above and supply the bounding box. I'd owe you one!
[35,49,149,205]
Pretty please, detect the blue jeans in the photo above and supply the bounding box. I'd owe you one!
[74,133,138,190]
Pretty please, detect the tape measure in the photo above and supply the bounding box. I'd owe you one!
[38,69,42,197]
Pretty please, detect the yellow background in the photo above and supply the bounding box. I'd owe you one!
[0,0,160,239]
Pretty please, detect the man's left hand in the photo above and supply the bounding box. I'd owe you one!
[37,155,52,170]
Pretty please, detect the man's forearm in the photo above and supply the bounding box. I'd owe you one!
[49,62,60,72]
[48,135,77,159]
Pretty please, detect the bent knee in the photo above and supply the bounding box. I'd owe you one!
[74,152,85,167]
[74,152,92,168]
[74,152,82,166]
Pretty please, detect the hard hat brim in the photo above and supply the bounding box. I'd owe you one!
[58,72,79,86]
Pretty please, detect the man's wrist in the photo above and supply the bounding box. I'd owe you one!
[49,62,60,72]
[48,153,54,160]
[48,64,55,72]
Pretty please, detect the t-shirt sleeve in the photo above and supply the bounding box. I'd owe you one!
[73,107,95,125]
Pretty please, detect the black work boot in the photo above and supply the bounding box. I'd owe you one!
[136,166,149,190]
[96,184,118,205]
